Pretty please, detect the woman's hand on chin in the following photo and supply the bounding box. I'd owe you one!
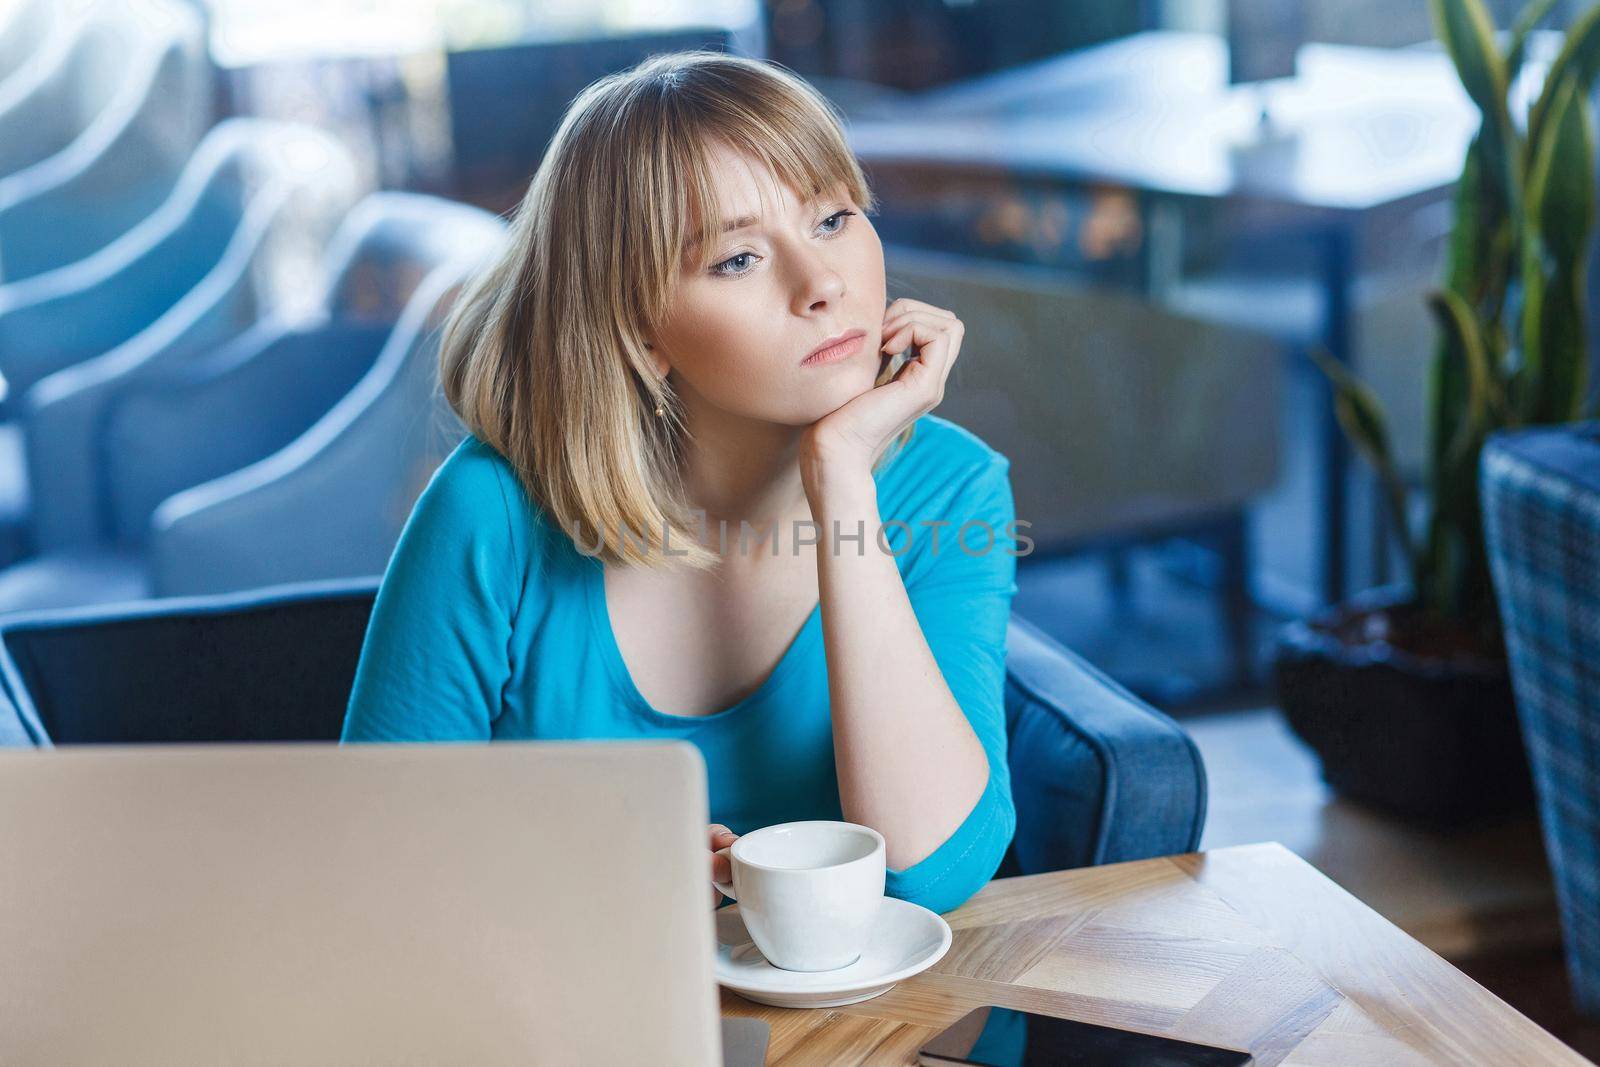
[800,298,964,484]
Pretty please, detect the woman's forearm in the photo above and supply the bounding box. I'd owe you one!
[804,459,991,872]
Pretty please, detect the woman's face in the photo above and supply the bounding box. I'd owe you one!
[647,139,887,427]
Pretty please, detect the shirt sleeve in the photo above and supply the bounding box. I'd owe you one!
[341,444,527,742]
[883,454,1020,914]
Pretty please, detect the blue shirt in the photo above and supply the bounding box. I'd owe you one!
[341,413,1021,914]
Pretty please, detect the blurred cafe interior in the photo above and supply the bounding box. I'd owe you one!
[4,0,1600,1063]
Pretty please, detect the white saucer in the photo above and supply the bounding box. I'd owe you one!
[714,897,952,1009]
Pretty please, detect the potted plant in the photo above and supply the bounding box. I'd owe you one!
[1273,0,1600,825]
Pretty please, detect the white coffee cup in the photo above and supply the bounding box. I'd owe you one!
[712,820,886,972]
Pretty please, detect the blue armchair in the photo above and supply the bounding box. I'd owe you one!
[999,613,1207,870]
[19,121,359,556]
[0,0,210,283]
[0,195,496,615]
[0,578,1207,874]
[0,0,91,180]
[0,118,351,410]
[0,0,60,90]
[1483,421,1600,1017]
[100,193,508,546]
[146,243,507,597]
[0,120,357,590]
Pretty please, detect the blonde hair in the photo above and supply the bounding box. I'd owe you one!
[439,49,914,571]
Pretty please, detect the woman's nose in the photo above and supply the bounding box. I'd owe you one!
[790,251,847,315]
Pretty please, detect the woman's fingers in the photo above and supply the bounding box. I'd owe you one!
[878,313,963,405]
[884,297,957,323]
[881,307,961,341]
[709,823,738,885]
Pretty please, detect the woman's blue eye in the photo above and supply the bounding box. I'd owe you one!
[709,210,858,278]
[819,209,856,233]
[712,252,756,277]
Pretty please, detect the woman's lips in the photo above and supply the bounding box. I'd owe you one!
[801,330,866,367]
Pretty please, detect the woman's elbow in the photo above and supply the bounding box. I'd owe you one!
[889,797,1016,915]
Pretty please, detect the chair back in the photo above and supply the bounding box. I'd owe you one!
[0,0,210,282]
[23,122,361,552]
[0,0,99,178]
[883,243,1280,550]
[0,119,352,403]
[0,0,61,88]
[147,218,505,595]
[100,193,498,544]
[322,191,511,324]
[102,320,392,546]
[0,578,380,745]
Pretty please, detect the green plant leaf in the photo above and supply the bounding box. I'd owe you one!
[1507,0,1561,82]
[1434,0,1513,113]
[1528,73,1596,265]
[1443,135,1492,299]
[1431,0,1523,211]
[1527,0,1600,149]
[1522,72,1594,421]
[1307,347,1420,579]
[1427,288,1502,458]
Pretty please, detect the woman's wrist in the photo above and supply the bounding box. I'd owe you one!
[799,432,877,516]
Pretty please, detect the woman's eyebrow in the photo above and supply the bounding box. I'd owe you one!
[719,213,763,234]
[686,194,830,256]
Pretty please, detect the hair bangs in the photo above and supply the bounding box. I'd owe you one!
[671,95,876,279]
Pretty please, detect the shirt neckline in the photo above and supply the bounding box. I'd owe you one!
[586,559,822,725]
[580,419,922,726]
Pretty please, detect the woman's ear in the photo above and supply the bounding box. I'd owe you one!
[644,342,670,380]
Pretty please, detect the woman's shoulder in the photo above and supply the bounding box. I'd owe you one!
[424,435,526,520]
[876,415,1018,583]
[880,414,1011,499]
[417,434,558,569]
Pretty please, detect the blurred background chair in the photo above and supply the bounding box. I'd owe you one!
[0,0,95,181]
[21,145,363,557]
[0,576,1206,873]
[0,191,500,618]
[0,119,359,576]
[883,243,1281,689]
[1483,422,1600,1018]
[0,0,61,89]
[0,119,277,569]
[147,230,505,597]
[0,0,212,283]
[100,192,504,549]
[0,118,348,409]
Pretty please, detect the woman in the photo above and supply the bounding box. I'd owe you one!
[341,50,1026,916]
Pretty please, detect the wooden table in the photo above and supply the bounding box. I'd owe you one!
[721,843,1590,1066]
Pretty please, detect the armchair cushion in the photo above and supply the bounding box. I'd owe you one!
[1000,614,1207,875]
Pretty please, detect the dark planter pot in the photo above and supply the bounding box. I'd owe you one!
[1271,585,1535,827]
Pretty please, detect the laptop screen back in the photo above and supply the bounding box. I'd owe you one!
[0,741,721,1066]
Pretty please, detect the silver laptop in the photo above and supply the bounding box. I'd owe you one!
[0,741,767,1066]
